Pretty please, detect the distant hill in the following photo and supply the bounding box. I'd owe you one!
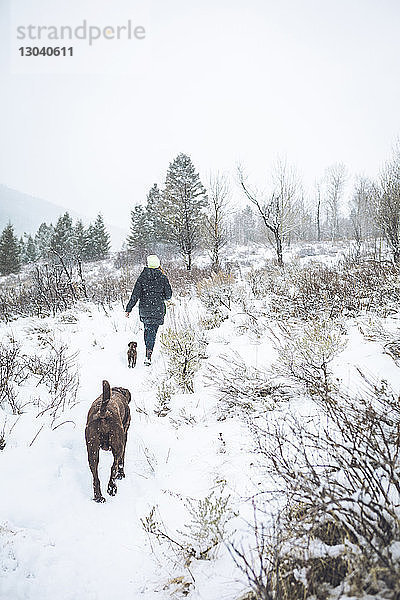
[0,185,127,250]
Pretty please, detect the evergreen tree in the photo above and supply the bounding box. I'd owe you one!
[127,205,152,251]
[35,222,54,258]
[85,214,110,261]
[26,235,37,263]
[91,214,110,260]
[146,183,166,244]
[127,184,170,253]
[20,233,37,264]
[84,223,97,261]
[0,223,21,275]
[71,220,89,259]
[162,153,207,269]
[18,235,25,262]
[50,212,74,257]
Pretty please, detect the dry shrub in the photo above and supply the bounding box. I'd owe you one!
[163,264,212,296]
[207,352,290,418]
[197,271,236,327]
[160,328,202,393]
[276,319,346,402]
[87,270,134,307]
[0,258,87,320]
[0,338,28,413]
[141,486,235,568]
[247,260,400,320]
[297,261,400,318]
[26,341,80,423]
[0,257,135,320]
[154,380,173,417]
[0,336,79,423]
[0,277,41,322]
[245,264,282,299]
[235,376,400,599]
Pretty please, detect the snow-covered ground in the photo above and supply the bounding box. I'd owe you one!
[0,296,256,600]
[1,249,400,600]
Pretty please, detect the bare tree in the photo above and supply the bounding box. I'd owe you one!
[315,183,322,241]
[324,163,347,240]
[375,146,400,263]
[238,160,301,266]
[350,176,376,253]
[204,173,230,271]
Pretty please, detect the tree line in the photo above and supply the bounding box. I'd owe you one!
[3,145,400,277]
[127,148,400,268]
[0,212,110,276]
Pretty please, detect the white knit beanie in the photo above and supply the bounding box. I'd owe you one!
[147,255,161,269]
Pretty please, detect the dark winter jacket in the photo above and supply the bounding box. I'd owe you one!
[126,267,172,325]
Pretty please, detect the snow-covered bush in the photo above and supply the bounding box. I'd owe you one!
[86,266,134,307]
[33,261,87,316]
[231,510,351,600]
[0,336,79,423]
[0,276,37,321]
[141,486,236,566]
[277,320,346,402]
[234,286,269,339]
[154,380,173,417]
[169,407,198,428]
[0,259,87,320]
[160,328,202,393]
[163,264,212,296]
[178,488,236,560]
[243,260,400,322]
[200,313,225,330]
[0,338,27,413]
[269,261,400,320]
[241,377,400,599]
[197,271,236,327]
[26,341,80,423]
[245,265,282,299]
[0,257,134,320]
[207,351,290,417]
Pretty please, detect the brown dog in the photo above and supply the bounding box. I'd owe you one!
[127,341,137,368]
[85,380,131,503]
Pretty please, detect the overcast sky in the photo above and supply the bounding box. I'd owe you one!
[1,0,400,228]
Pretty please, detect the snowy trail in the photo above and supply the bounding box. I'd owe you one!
[1,312,157,598]
[0,305,249,600]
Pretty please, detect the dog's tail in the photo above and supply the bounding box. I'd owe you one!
[100,380,111,416]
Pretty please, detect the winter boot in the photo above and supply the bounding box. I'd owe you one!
[144,348,152,366]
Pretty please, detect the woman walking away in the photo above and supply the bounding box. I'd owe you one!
[125,255,172,365]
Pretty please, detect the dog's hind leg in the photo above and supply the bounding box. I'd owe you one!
[86,429,105,503]
[116,411,131,480]
[116,434,127,480]
[107,441,123,496]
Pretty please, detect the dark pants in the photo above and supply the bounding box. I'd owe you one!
[143,323,159,352]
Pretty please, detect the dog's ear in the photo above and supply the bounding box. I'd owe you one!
[133,342,137,348]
